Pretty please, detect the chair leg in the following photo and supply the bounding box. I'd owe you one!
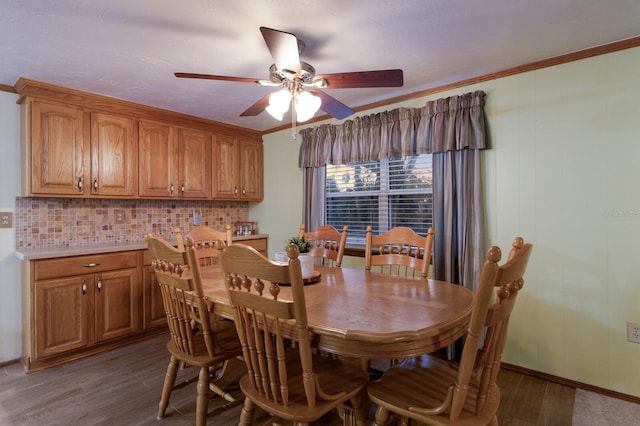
[349,391,367,426]
[157,355,179,420]
[238,398,255,426]
[195,367,209,426]
[373,405,392,426]
[209,357,246,402]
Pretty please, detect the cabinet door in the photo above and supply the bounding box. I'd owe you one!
[143,265,167,329]
[178,127,212,199]
[34,275,93,359]
[30,99,88,195]
[138,119,178,197]
[212,134,240,199]
[239,237,268,256]
[95,268,142,342]
[240,139,264,200]
[90,112,137,197]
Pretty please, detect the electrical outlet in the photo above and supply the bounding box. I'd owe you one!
[193,209,202,226]
[627,321,640,344]
[0,211,13,228]
[114,209,125,224]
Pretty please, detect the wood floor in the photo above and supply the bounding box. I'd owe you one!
[0,333,575,425]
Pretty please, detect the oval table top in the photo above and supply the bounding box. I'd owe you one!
[200,264,474,360]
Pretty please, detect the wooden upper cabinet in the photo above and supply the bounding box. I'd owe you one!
[138,119,178,198]
[212,135,263,201]
[138,120,212,199]
[212,134,240,199]
[90,112,137,197]
[25,99,137,198]
[177,127,212,199]
[240,138,264,200]
[28,99,88,196]
[18,79,262,200]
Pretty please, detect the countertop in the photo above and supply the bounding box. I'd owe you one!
[15,233,269,260]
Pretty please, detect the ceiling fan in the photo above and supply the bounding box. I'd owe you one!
[175,27,404,123]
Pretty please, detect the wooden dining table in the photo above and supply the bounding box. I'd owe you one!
[200,264,474,361]
[198,264,473,425]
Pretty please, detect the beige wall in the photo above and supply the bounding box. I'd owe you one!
[0,91,22,361]
[252,46,640,397]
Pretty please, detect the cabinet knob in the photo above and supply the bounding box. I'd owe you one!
[242,187,246,195]
[97,279,102,291]
[82,280,87,295]
[170,183,175,194]
[181,184,185,193]
[77,177,83,191]
[82,262,100,268]
[93,179,98,190]
[234,187,239,195]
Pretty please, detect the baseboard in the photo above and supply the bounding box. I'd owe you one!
[0,358,21,368]
[501,362,640,405]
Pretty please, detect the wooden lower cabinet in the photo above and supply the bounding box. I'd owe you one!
[94,268,142,342]
[24,250,164,372]
[34,275,92,359]
[234,236,268,257]
[142,250,167,329]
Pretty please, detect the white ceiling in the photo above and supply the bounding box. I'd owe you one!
[2,0,639,132]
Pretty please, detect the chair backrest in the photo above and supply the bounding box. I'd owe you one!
[298,224,348,267]
[176,224,233,267]
[220,243,323,409]
[365,226,434,278]
[448,237,533,421]
[146,233,218,357]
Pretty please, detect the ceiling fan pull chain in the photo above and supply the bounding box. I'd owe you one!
[291,95,297,140]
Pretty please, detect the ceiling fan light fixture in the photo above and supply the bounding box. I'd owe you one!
[265,89,292,120]
[294,91,321,122]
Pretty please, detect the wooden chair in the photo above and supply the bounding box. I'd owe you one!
[176,224,233,267]
[367,237,533,426]
[147,234,244,426]
[298,224,348,267]
[220,243,370,426]
[365,226,434,278]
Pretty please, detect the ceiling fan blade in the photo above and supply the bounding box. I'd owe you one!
[309,90,355,120]
[317,69,404,89]
[175,72,260,84]
[240,93,272,117]
[260,27,301,76]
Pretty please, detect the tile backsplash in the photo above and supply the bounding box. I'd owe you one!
[15,197,250,250]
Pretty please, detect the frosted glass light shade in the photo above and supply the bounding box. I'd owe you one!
[294,91,321,122]
[266,89,292,120]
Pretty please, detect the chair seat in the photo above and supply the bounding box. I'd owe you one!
[166,325,242,368]
[239,348,369,423]
[368,355,500,426]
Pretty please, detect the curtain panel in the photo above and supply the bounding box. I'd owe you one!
[299,90,488,293]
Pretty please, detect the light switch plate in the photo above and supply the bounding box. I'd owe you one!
[0,211,13,228]
[114,209,125,224]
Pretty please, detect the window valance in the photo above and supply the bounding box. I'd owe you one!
[299,90,487,167]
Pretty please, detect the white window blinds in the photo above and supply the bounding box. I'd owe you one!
[325,154,433,245]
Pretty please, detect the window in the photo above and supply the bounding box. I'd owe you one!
[325,154,433,245]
